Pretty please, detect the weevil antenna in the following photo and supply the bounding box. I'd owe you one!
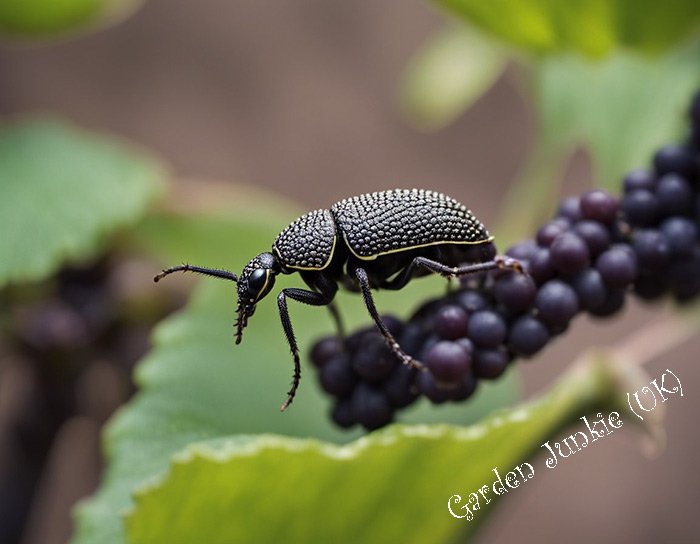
[153,264,238,283]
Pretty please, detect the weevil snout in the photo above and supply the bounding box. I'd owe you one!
[234,252,280,343]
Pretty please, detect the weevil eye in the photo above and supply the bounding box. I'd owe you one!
[247,268,267,295]
[247,268,274,301]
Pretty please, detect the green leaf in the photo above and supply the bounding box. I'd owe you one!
[0,118,164,288]
[494,44,700,243]
[534,44,700,189]
[123,350,640,544]
[73,201,519,544]
[0,0,144,39]
[435,0,700,57]
[399,26,506,130]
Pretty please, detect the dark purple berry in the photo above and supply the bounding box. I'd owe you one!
[433,305,469,340]
[473,347,510,379]
[454,337,475,358]
[537,221,569,247]
[596,247,638,288]
[528,248,554,284]
[425,341,471,383]
[588,288,625,317]
[569,268,607,310]
[691,124,700,151]
[417,333,440,362]
[352,333,396,383]
[660,217,698,257]
[507,239,537,261]
[351,383,393,430]
[535,280,579,325]
[549,233,590,274]
[508,315,549,357]
[15,300,89,353]
[623,169,656,193]
[580,190,618,225]
[656,174,693,216]
[398,321,428,358]
[467,310,507,348]
[450,375,478,401]
[654,144,696,179]
[634,272,667,300]
[344,326,374,354]
[668,247,700,300]
[455,290,489,313]
[310,337,341,368]
[493,272,537,312]
[557,196,582,222]
[417,371,452,403]
[410,298,442,321]
[573,220,611,257]
[621,189,659,226]
[319,354,357,398]
[331,399,356,429]
[381,315,404,336]
[632,229,671,270]
[384,364,419,408]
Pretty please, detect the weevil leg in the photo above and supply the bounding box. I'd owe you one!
[353,267,425,370]
[327,301,346,341]
[313,272,345,340]
[277,288,334,411]
[421,255,525,276]
[380,255,524,290]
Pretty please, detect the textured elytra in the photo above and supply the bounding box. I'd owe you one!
[330,189,490,258]
[273,209,337,269]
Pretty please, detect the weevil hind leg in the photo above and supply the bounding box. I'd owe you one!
[380,255,524,290]
[353,267,425,370]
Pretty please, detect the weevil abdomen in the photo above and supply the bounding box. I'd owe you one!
[330,189,492,260]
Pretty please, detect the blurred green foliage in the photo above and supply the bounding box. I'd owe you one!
[401,3,700,240]
[0,0,143,39]
[0,119,163,288]
[535,44,700,188]
[121,348,634,544]
[435,0,700,56]
[399,26,507,130]
[496,44,700,244]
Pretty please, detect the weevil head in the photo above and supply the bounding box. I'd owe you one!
[235,252,280,343]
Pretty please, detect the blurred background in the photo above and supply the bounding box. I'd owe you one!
[1,1,700,543]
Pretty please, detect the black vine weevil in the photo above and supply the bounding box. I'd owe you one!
[154,188,522,410]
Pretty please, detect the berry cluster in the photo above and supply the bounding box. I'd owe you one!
[0,257,181,543]
[310,91,700,431]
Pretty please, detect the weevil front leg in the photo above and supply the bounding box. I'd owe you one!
[353,267,425,370]
[277,287,334,411]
